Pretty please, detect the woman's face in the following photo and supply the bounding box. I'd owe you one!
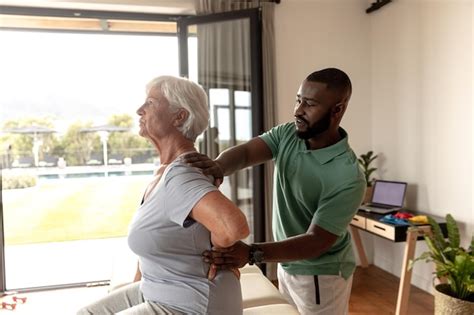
[136,86,175,140]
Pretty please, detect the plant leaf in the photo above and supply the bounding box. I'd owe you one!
[369,155,378,163]
[469,235,474,254]
[367,169,377,176]
[428,216,447,250]
[446,214,460,249]
[409,252,432,270]
[424,236,443,262]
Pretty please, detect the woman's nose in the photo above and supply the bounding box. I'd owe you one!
[137,104,145,115]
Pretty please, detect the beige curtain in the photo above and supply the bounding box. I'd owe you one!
[196,0,258,14]
[196,18,251,91]
[195,0,277,280]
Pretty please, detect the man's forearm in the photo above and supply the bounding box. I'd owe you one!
[215,137,273,176]
[215,144,251,176]
[255,233,336,263]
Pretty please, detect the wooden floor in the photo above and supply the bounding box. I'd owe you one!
[349,265,434,315]
[7,264,434,314]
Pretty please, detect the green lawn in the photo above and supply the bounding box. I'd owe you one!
[2,176,150,245]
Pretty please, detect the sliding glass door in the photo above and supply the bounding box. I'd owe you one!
[0,6,266,293]
[0,7,181,292]
[178,9,264,244]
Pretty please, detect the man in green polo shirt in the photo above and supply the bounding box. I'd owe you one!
[185,68,365,314]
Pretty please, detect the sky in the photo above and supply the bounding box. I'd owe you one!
[0,29,251,140]
[0,30,180,134]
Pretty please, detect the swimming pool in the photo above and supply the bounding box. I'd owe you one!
[38,170,154,179]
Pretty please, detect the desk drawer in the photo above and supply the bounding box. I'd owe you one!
[366,219,395,240]
[351,214,366,229]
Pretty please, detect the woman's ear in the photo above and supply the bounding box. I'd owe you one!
[173,109,189,127]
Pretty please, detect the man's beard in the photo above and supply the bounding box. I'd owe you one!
[295,110,331,139]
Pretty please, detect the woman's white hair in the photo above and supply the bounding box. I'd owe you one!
[146,76,209,142]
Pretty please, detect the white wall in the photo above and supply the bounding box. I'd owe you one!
[369,0,473,293]
[275,0,473,293]
[274,0,372,154]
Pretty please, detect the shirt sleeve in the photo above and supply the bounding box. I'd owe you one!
[164,163,218,227]
[259,123,292,159]
[312,179,366,236]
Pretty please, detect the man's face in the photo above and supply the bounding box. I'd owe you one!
[294,80,341,139]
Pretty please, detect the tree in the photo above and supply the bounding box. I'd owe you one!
[106,114,154,162]
[0,117,58,163]
[61,121,101,166]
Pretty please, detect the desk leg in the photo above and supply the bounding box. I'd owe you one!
[350,226,368,268]
[395,229,418,315]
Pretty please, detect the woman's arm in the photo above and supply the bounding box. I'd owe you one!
[190,191,250,248]
[133,262,141,282]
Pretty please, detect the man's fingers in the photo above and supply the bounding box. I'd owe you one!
[203,256,241,266]
[187,161,212,168]
[211,245,234,253]
[231,268,241,280]
[214,177,223,187]
[182,152,204,161]
[202,250,211,258]
[207,264,217,280]
[214,263,240,270]
[182,153,211,166]
[208,257,226,264]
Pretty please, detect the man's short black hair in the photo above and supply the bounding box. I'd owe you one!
[306,68,352,95]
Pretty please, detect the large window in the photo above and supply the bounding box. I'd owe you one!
[0,6,264,292]
[0,9,180,291]
[178,9,264,246]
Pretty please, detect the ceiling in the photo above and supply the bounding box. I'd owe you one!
[0,0,197,15]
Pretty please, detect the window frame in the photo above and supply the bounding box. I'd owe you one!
[177,8,265,250]
[0,5,184,294]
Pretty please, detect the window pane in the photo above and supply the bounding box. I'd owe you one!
[235,91,251,107]
[0,29,178,289]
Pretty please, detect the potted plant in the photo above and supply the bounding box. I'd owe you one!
[358,151,378,204]
[410,214,474,314]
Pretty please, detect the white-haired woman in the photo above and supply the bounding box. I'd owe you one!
[78,76,250,315]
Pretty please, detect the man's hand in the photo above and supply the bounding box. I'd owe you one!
[182,152,224,187]
[203,241,250,280]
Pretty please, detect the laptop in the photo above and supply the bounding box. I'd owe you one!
[359,180,407,214]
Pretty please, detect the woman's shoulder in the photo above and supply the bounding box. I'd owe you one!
[164,160,215,185]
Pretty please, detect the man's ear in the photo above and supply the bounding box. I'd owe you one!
[173,109,189,127]
[332,103,344,115]
[333,97,349,116]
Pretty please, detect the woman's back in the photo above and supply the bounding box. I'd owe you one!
[128,160,242,314]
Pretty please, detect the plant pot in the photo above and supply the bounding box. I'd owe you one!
[434,284,474,315]
[362,186,373,204]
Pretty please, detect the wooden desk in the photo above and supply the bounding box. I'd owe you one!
[350,211,446,315]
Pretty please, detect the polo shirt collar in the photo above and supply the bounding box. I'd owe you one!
[301,128,350,165]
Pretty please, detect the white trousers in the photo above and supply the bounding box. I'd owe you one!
[277,264,353,315]
[77,282,182,315]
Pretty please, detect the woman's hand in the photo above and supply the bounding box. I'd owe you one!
[182,152,224,187]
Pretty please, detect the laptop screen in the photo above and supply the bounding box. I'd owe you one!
[371,180,407,207]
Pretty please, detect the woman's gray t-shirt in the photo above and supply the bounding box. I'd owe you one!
[128,159,242,315]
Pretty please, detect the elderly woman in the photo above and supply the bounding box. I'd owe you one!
[77,76,250,315]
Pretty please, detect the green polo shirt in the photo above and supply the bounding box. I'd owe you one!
[260,122,365,279]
